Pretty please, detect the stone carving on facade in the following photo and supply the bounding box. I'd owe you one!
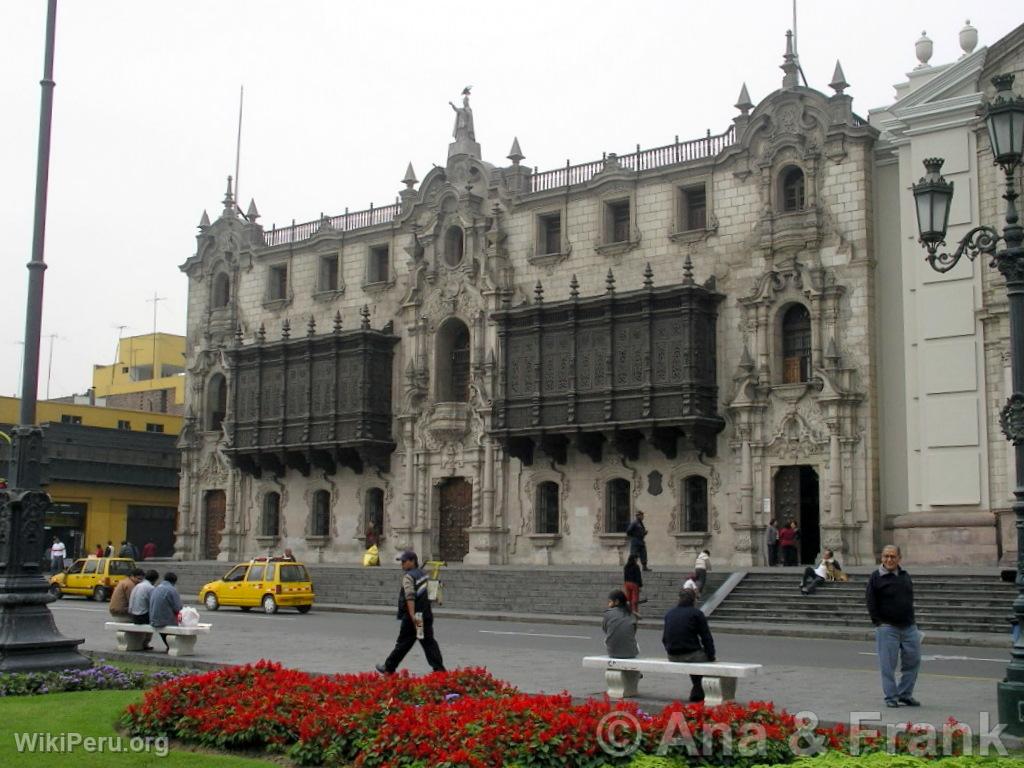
[766,406,829,459]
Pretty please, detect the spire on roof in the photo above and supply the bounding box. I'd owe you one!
[829,61,849,96]
[246,198,260,222]
[198,210,211,229]
[781,30,799,89]
[735,83,753,115]
[402,162,418,189]
[507,137,524,165]
[222,176,237,217]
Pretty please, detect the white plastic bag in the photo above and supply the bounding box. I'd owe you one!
[179,605,200,627]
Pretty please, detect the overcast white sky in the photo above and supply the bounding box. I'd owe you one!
[0,1,1020,402]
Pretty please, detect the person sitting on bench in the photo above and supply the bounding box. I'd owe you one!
[663,588,716,703]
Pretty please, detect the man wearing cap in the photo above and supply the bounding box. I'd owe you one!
[376,550,446,675]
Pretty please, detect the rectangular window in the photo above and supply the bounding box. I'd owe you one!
[683,477,709,532]
[607,200,631,243]
[681,185,707,231]
[117,420,131,430]
[319,254,339,292]
[538,212,561,255]
[60,414,83,425]
[535,482,560,534]
[246,564,265,582]
[145,423,164,433]
[606,479,631,533]
[268,264,288,301]
[368,245,389,284]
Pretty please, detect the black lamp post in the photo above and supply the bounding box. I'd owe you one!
[912,73,1024,735]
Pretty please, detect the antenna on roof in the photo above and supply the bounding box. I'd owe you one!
[234,85,244,216]
[792,0,809,87]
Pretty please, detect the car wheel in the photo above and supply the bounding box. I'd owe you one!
[48,584,62,599]
[296,605,311,614]
[93,586,107,602]
[261,595,278,615]
[204,592,220,611]
[240,606,252,612]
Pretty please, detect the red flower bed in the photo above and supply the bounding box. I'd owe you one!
[121,661,960,767]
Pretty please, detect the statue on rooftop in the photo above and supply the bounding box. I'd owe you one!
[449,86,475,142]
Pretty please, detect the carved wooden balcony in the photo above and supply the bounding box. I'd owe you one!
[491,267,724,465]
[223,317,398,477]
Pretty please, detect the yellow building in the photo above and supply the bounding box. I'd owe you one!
[93,333,186,414]
[0,397,182,561]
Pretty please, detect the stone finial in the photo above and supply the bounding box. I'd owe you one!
[915,31,933,69]
[643,263,654,288]
[570,274,579,300]
[781,30,799,89]
[534,281,544,303]
[402,162,418,189]
[738,343,754,372]
[307,316,316,336]
[360,305,371,330]
[735,83,754,115]
[682,253,695,284]
[333,310,343,334]
[826,337,841,367]
[281,318,291,340]
[960,20,978,58]
[507,137,524,165]
[198,210,211,229]
[234,324,243,344]
[605,269,615,294]
[222,176,237,217]
[257,323,266,343]
[830,61,849,96]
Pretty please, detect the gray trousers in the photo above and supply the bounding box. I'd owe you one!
[667,648,708,701]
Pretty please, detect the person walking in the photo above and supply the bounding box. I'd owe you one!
[109,568,143,619]
[105,541,115,557]
[626,511,650,571]
[663,588,716,703]
[150,572,183,652]
[623,554,643,616]
[141,541,157,561]
[778,520,799,566]
[376,551,445,675]
[694,549,711,592]
[49,536,66,572]
[603,590,639,659]
[866,545,921,708]
[118,540,132,558]
[765,519,779,567]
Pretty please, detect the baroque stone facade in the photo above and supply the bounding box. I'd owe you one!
[177,39,881,566]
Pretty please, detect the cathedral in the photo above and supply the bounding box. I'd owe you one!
[176,27,1022,567]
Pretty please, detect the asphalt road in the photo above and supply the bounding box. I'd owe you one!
[51,597,1013,737]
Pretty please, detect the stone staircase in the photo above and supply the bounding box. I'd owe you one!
[710,571,1015,634]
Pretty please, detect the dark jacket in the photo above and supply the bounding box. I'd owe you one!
[623,561,642,588]
[625,519,647,542]
[866,566,915,628]
[662,605,716,660]
[603,606,639,658]
[396,566,431,619]
[149,582,183,629]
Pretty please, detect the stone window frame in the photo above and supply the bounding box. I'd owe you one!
[534,480,561,535]
[363,486,385,543]
[434,316,472,403]
[778,164,807,213]
[778,302,813,385]
[681,475,709,533]
[667,460,717,545]
[364,242,395,293]
[205,372,228,433]
[264,262,291,308]
[594,188,641,257]
[211,270,232,309]
[313,250,345,299]
[308,489,332,542]
[524,468,570,548]
[261,491,281,538]
[670,175,719,243]
[443,225,465,268]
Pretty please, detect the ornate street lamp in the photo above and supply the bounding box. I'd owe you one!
[912,73,1024,735]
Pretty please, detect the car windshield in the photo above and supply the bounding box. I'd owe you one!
[278,564,309,582]
[223,565,247,582]
[108,559,135,576]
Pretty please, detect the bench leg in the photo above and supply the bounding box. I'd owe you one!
[166,634,197,657]
[116,631,151,652]
[605,669,641,699]
[702,676,737,706]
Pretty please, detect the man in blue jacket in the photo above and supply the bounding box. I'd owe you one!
[376,551,445,674]
[663,588,716,702]
[866,545,921,708]
[149,572,183,652]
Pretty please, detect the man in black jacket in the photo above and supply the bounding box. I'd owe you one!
[626,511,650,571]
[865,545,921,708]
[376,551,446,675]
[663,589,716,702]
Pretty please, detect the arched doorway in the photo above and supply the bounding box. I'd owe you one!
[204,490,226,559]
[438,477,471,562]
[773,466,820,564]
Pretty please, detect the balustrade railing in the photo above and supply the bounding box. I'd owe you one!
[265,203,402,247]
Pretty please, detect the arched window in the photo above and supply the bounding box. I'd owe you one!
[782,304,812,384]
[212,272,231,308]
[605,479,631,533]
[780,166,805,212]
[262,492,280,537]
[207,374,227,431]
[444,226,464,267]
[311,490,331,537]
[364,488,384,539]
[535,481,560,534]
[435,319,471,402]
[682,476,708,532]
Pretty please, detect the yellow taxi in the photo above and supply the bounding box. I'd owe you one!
[199,557,314,615]
[49,557,136,602]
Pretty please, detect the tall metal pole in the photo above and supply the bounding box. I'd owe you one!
[19,0,58,433]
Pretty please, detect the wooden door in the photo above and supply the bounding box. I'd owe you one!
[439,478,472,562]
[204,490,226,560]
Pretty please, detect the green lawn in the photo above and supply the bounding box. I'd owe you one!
[0,690,278,767]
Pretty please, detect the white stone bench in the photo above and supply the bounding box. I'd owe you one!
[105,622,212,657]
[583,656,761,704]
